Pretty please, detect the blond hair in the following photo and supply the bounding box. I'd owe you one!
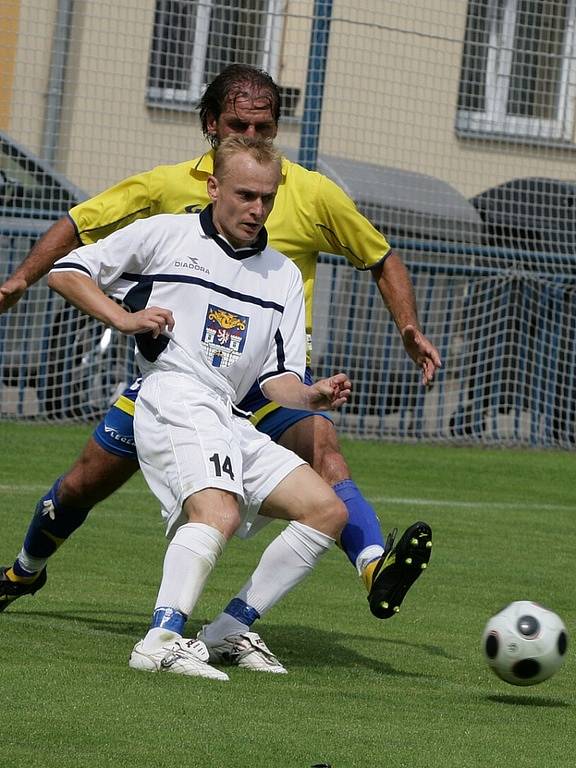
[213,135,281,180]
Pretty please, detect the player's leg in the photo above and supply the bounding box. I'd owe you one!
[129,489,234,682]
[199,430,346,673]
[278,412,386,572]
[277,413,432,618]
[0,391,140,612]
[239,370,432,619]
[128,378,239,681]
[240,375,385,575]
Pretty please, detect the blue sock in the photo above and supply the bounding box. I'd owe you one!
[224,598,261,627]
[334,479,385,567]
[22,477,93,559]
[150,607,187,635]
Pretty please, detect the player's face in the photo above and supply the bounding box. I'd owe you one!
[207,93,278,143]
[208,153,280,249]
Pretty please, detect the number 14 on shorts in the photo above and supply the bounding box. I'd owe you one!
[209,453,235,481]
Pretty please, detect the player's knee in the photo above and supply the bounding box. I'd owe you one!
[315,447,350,485]
[58,438,138,507]
[306,420,350,483]
[183,490,242,540]
[302,491,348,539]
[57,467,93,506]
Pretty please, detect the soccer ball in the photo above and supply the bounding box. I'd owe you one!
[482,601,568,686]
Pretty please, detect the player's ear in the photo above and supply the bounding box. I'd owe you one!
[207,175,218,202]
[206,112,218,138]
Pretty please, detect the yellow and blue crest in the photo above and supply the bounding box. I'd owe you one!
[201,304,249,368]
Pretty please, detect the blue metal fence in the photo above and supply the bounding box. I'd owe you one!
[313,250,576,447]
[1,227,575,447]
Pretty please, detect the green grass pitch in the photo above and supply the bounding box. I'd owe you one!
[0,422,574,767]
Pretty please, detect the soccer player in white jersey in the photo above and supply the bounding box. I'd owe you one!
[1,65,437,632]
[47,136,351,680]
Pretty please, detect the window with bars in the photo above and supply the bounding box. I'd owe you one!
[456,0,576,142]
[147,0,285,107]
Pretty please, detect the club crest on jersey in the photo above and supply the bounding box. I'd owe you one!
[202,304,249,368]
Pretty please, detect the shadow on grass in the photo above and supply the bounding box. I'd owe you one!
[193,622,446,679]
[6,609,445,678]
[6,608,149,638]
[486,693,571,708]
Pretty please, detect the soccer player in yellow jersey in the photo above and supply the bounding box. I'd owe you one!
[0,66,440,650]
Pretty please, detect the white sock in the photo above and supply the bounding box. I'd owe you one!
[17,548,48,574]
[142,522,226,651]
[202,521,334,642]
[355,544,385,575]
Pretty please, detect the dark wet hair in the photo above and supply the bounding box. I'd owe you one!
[199,64,281,146]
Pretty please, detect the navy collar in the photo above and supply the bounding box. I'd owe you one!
[200,205,268,260]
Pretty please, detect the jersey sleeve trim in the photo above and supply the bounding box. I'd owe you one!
[258,328,304,386]
[258,370,303,386]
[50,262,92,277]
[315,223,390,270]
[76,206,151,239]
[363,248,393,272]
[67,212,81,239]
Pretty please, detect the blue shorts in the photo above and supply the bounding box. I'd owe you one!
[239,368,333,442]
[93,379,140,460]
[93,370,332,459]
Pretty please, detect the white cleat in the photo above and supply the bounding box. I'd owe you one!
[197,629,288,674]
[129,637,229,681]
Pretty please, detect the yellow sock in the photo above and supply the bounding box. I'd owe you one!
[362,560,379,592]
[5,567,39,585]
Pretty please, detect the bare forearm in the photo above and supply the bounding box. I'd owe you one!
[372,250,442,383]
[47,271,175,337]
[262,372,351,411]
[0,216,81,313]
[13,217,81,287]
[372,251,420,334]
[48,272,128,329]
[261,374,309,409]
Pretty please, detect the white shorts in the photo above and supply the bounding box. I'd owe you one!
[133,372,306,537]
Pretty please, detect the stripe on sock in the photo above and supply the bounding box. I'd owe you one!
[224,598,261,627]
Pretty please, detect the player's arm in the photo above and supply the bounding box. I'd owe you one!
[48,271,174,338]
[259,263,350,410]
[316,176,442,385]
[1,169,154,314]
[0,216,80,313]
[371,253,442,385]
[261,372,351,411]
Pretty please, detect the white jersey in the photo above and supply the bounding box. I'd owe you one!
[51,208,306,404]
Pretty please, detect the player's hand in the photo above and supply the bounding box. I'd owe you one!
[0,277,28,314]
[116,306,175,337]
[308,372,352,410]
[401,324,442,386]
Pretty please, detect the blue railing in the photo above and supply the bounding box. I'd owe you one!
[314,250,576,447]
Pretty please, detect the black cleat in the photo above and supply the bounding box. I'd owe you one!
[0,566,47,612]
[368,521,432,619]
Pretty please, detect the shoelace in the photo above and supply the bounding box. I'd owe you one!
[239,636,277,663]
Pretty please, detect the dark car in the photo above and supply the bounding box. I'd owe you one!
[0,130,134,420]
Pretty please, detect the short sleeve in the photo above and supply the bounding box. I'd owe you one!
[69,171,155,245]
[314,174,391,270]
[258,264,306,387]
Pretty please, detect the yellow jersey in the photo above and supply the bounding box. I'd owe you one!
[69,150,391,344]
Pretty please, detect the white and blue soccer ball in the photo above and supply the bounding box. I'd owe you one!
[482,601,568,686]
